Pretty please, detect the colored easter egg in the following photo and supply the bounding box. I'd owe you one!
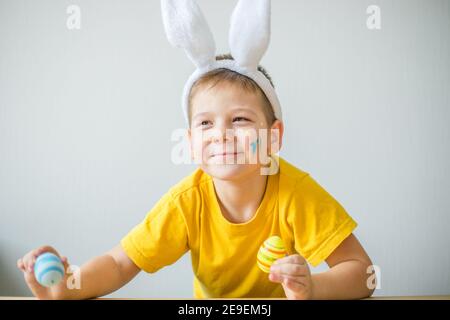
[257,235,287,273]
[34,252,65,287]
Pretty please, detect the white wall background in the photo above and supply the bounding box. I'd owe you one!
[1,0,449,298]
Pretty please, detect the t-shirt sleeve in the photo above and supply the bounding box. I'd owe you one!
[290,175,357,267]
[120,191,189,273]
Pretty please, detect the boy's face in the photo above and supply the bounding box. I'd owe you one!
[188,82,283,181]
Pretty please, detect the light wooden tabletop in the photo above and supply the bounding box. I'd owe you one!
[1,295,449,300]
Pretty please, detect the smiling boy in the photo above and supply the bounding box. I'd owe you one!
[17,0,375,300]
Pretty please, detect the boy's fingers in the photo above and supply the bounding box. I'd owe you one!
[270,263,309,277]
[21,253,31,268]
[22,250,38,272]
[20,246,61,274]
[23,254,34,272]
[23,269,50,299]
[19,260,26,272]
[17,258,24,271]
[282,277,305,293]
[273,254,306,266]
[24,269,38,284]
[60,256,70,271]
[30,256,37,272]
[269,273,307,287]
[269,272,282,283]
[26,254,36,272]
[36,246,59,257]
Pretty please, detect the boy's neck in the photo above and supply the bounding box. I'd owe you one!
[212,170,268,224]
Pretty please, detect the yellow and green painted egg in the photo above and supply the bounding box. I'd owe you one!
[256,235,287,273]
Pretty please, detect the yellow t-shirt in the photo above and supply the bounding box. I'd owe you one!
[120,156,357,298]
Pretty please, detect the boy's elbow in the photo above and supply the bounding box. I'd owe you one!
[364,285,376,299]
[361,259,377,299]
[355,274,375,299]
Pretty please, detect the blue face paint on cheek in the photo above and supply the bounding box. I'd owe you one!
[250,138,259,154]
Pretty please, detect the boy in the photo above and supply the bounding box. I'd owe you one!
[17,0,375,299]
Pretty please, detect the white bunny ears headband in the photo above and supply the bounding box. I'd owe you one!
[161,0,283,126]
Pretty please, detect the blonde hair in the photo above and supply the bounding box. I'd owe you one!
[188,54,276,127]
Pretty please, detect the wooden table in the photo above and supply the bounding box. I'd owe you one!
[1,295,449,300]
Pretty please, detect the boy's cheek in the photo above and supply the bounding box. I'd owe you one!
[234,129,257,149]
[191,147,207,164]
[187,135,204,162]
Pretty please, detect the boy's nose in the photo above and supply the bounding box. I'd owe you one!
[210,127,236,144]
[209,122,234,143]
[211,131,232,143]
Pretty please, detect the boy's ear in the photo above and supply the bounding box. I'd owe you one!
[187,128,194,160]
[269,120,283,154]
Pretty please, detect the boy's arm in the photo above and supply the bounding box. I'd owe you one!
[269,233,375,300]
[311,233,375,299]
[64,244,141,300]
[18,244,141,300]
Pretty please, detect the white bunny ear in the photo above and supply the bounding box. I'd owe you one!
[229,0,271,70]
[161,0,216,69]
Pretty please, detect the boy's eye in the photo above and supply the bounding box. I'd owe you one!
[233,117,250,122]
[199,120,211,126]
[197,117,250,127]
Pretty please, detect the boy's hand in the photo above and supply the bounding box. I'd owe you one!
[269,254,313,300]
[17,246,71,300]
